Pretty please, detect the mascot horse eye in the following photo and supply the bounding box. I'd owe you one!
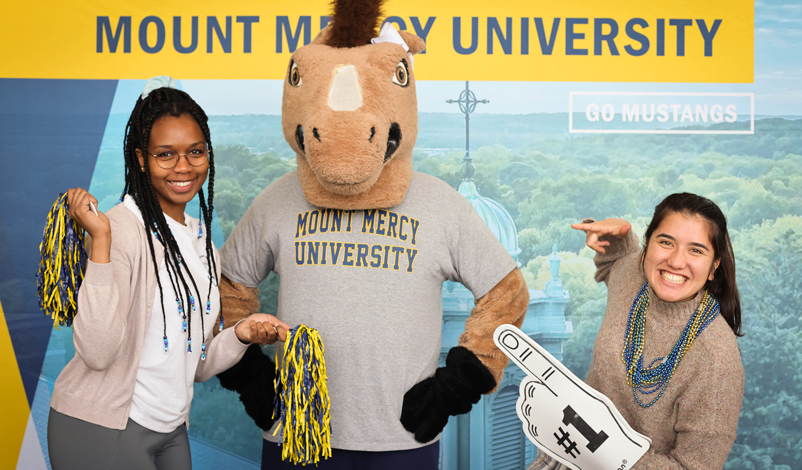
[289,61,302,87]
[392,60,409,87]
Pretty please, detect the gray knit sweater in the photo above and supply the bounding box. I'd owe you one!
[530,231,744,470]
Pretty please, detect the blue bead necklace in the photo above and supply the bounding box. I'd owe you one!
[621,282,720,408]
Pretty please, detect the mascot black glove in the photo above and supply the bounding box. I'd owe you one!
[217,344,277,431]
[400,346,496,443]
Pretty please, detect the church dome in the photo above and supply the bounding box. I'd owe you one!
[458,180,521,262]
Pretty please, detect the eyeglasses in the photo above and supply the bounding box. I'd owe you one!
[148,147,209,169]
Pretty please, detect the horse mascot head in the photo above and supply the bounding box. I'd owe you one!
[283,0,425,210]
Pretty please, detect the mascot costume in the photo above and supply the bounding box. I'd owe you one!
[216,0,529,467]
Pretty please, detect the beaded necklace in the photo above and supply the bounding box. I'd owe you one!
[621,282,720,408]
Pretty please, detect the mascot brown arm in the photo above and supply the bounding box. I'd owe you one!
[214,275,278,430]
[401,268,529,443]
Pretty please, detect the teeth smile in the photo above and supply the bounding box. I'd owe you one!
[661,271,686,284]
[170,181,193,187]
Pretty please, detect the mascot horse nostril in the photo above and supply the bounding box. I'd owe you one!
[313,128,321,142]
[384,123,402,162]
[369,127,376,143]
[295,125,305,153]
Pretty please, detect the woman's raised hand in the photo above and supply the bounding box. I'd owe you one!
[235,313,292,345]
[67,188,111,263]
[67,188,110,238]
[571,218,631,254]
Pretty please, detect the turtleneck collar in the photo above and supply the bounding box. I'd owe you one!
[648,284,705,323]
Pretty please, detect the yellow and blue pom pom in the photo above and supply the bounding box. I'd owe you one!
[36,193,88,329]
[273,324,332,466]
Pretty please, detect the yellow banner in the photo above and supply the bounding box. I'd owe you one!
[0,0,753,82]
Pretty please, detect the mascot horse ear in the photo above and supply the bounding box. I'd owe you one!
[397,30,426,55]
[310,24,426,56]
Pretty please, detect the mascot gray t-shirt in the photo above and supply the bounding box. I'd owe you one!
[221,171,517,450]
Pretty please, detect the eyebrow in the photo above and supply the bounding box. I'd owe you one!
[655,233,710,251]
[153,141,206,149]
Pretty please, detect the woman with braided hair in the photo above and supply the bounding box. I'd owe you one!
[47,77,290,470]
[529,193,744,470]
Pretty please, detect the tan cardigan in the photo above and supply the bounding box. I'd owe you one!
[50,202,248,430]
[530,231,743,470]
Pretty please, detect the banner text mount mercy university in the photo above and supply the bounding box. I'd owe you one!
[1,0,752,82]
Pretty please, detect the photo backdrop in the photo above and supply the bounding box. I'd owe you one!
[2,0,801,469]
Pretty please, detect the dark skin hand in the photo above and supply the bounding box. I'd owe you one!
[67,187,111,264]
[235,314,292,345]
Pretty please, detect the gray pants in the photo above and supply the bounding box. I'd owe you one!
[48,408,191,470]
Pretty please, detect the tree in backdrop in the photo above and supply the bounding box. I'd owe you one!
[189,118,802,467]
[725,217,802,470]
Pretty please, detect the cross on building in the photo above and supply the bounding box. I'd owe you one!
[440,81,571,470]
[446,81,488,180]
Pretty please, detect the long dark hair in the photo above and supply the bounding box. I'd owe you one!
[642,192,742,336]
[122,86,219,352]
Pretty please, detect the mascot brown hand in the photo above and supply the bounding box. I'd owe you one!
[216,0,529,447]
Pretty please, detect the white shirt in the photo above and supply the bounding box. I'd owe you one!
[124,196,221,432]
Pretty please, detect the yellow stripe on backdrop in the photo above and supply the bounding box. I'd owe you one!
[0,301,30,470]
[0,0,752,82]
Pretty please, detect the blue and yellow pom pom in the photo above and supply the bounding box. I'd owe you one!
[273,324,332,466]
[36,193,87,329]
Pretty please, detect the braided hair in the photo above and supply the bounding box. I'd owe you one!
[122,87,219,355]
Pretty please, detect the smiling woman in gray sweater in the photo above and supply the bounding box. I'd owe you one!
[529,193,744,470]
